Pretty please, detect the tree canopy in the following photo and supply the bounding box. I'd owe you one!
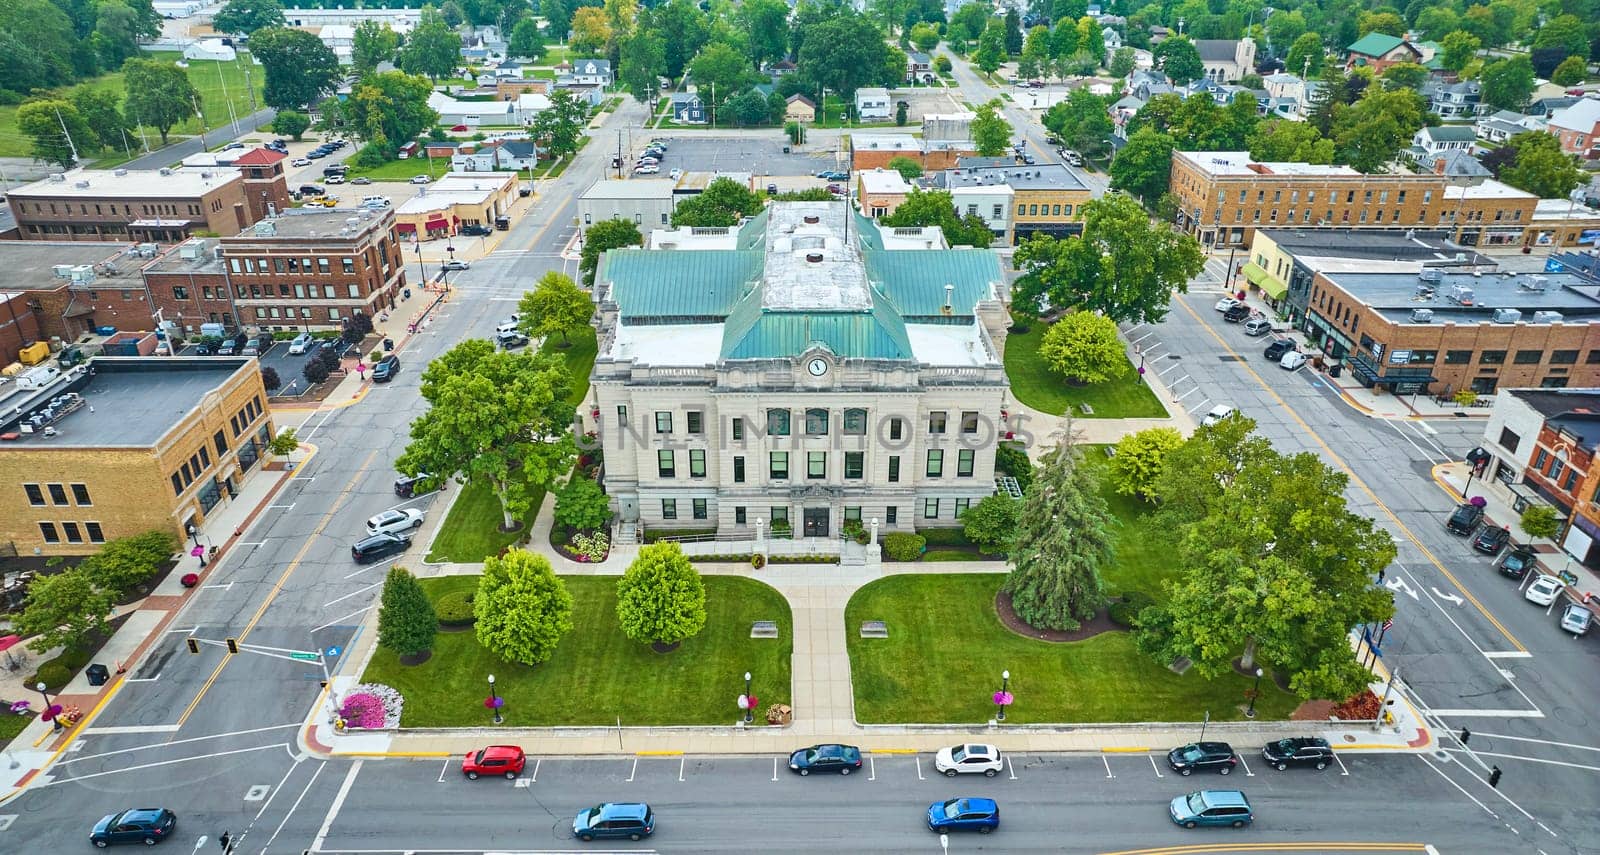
[377,566,438,658]
[475,549,573,665]
[398,7,464,80]
[671,176,762,227]
[122,59,199,144]
[1038,311,1125,384]
[580,218,643,288]
[615,542,708,648]
[518,270,594,347]
[250,27,340,111]
[880,188,995,248]
[213,0,285,35]
[1004,428,1113,631]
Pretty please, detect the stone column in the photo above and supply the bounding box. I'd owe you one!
[755,518,766,564]
[869,517,879,545]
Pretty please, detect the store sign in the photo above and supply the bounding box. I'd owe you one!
[1388,349,1411,365]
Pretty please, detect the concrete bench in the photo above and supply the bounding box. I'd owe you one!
[1079,403,1095,415]
[750,621,780,639]
[860,620,889,638]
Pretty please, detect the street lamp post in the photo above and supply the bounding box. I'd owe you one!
[1245,667,1263,718]
[996,669,1011,721]
[743,671,753,723]
[36,681,60,730]
[488,674,502,724]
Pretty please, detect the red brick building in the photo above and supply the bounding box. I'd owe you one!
[6,169,255,243]
[232,148,292,223]
[219,208,407,329]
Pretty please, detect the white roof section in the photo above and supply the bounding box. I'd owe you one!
[907,323,994,367]
[760,204,870,311]
[609,323,722,366]
[582,178,677,201]
[1442,178,1536,200]
[1549,97,1600,132]
[516,93,551,112]
[648,227,737,250]
[859,169,914,194]
[8,168,240,198]
[1301,256,1424,275]
[1176,151,1361,177]
[427,91,516,116]
[394,172,515,212]
[851,134,921,152]
[856,87,890,100]
[1534,198,1596,220]
[922,111,976,121]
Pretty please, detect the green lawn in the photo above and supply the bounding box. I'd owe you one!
[845,574,1298,724]
[346,156,455,182]
[364,575,793,726]
[539,324,597,409]
[425,478,542,563]
[1003,320,1168,418]
[0,712,28,741]
[0,51,265,159]
[1083,453,1171,602]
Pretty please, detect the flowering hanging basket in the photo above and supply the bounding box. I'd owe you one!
[484,695,505,709]
[181,573,200,588]
[992,691,1014,707]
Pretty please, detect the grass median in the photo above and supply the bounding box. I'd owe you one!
[1003,320,1167,419]
[364,574,792,726]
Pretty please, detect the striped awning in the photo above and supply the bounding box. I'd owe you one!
[1242,261,1287,299]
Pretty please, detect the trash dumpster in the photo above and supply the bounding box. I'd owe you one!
[86,663,110,686]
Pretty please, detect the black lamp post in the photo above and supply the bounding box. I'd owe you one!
[36,681,60,730]
[743,671,753,723]
[1245,667,1263,718]
[488,674,502,724]
[997,669,1010,722]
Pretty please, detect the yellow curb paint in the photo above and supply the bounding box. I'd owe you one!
[1100,746,1151,753]
[635,750,684,756]
[4,672,132,803]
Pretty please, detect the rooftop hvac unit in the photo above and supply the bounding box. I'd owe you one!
[345,217,361,228]
[213,246,225,260]
[253,221,276,236]
[69,265,95,283]
[159,167,172,176]
[113,168,128,177]
[138,242,158,256]
[1419,268,1443,282]
[51,264,74,279]
[1445,283,1474,305]
[1532,310,1565,323]
[1410,308,1435,323]
[1491,308,1522,323]
[73,181,89,189]
[1455,253,1466,261]
[1523,275,1549,292]
[179,243,200,260]
[46,173,66,182]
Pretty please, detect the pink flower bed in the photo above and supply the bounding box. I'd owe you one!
[339,694,386,729]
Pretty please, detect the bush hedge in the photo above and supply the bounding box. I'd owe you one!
[435,589,476,627]
[29,662,73,691]
[883,533,926,561]
[1108,591,1154,628]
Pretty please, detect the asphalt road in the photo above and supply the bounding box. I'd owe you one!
[120,108,278,171]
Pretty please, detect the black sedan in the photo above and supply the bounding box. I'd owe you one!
[1262,736,1333,771]
[1497,547,1538,580]
[1166,741,1238,776]
[1222,304,1251,323]
[90,808,176,847]
[788,744,863,776]
[1472,524,1511,555]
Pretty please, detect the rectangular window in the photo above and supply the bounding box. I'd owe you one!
[1535,449,1549,470]
[692,498,708,520]
[62,522,82,543]
[734,456,746,483]
[1498,427,1520,453]
[844,506,862,523]
[1444,350,1473,365]
[770,451,789,480]
[955,498,971,516]
[47,484,68,505]
[957,449,975,477]
[926,449,944,477]
[1550,350,1579,365]
[342,257,355,273]
[732,417,744,440]
[24,484,44,506]
[928,411,947,434]
[1514,350,1542,365]
[85,522,105,543]
[171,473,184,496]
[689,449,706,478]
[843,408,867,435]
[686,411,703,433]
[661,499,677,520]
[654,411,672,433]
[808,451,827,479]
[888,455,900,482]
[845,452,864,479]
[735,506,747,524]
[805,408,829,435]
[771,506,789,525]
[39,522,59,544]
[657,449,675,478]
[1480,350,1506,365]
[923,498,940,519]
[1588,351,1600,364]
[214,430,227,456]
[767,409,791,436]
[886,506,898,525]
[70,483,90,505]
[889,418,903,440]
[960,411,979,434]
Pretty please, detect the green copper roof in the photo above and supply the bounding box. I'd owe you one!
[604,249,764,321]
[721,287,914,359]
[1346,33,1405,57]
[866,249,1003,318]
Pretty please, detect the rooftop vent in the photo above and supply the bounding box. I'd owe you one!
[802,215,820,224]
[1419,268,1442,282]
[1491,308,1522,324]
[805,251,824,263]
[73,180,89,189]
[1523,275,1549,292]
[942,283,955,315]
[159,168,172,176]
[1410,308,1434,323]
[1446,283,1474,305]
[113,169,128,177]
[1532,310,1564,324]
[47,173,65,182]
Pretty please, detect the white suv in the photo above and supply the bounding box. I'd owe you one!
[367,508,425,536]
[288,333,315,354]
[934,743,1003,777]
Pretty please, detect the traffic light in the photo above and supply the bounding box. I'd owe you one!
[185,637,200,654]
[225,638,239,654]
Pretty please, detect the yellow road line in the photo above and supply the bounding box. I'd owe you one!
[1177,299,1524,652]
[175,446,371,729]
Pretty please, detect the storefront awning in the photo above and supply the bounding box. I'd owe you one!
[424,217,450,231]
[396,222,417,233]
[1242,262,1287,299]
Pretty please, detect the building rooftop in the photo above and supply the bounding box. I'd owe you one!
[1175,151,1363,177]
[1321,268,1600,324]
[938,163,1088,192]
[1194,39,1242,62]
[858,169,914,194]
[1259,228,1489,265]
[7,168,241,199]
[1347,32,1408,57]
[1507,388,1600,420]
[0,241,138,293]
[394,172,515,212]
[232,147,287,166]
[231,208,390,240]
[1420,125,1478,142]
[144,238,224,274]
[581,178,678,201]
[759,203,871,311]
[1442,178,1536,201]
[0,358,250,447]
[851,134,922,153]
[1550,97,1600,132]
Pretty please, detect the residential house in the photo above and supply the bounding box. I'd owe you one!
[1549,98,1600,157]
[1476,110,1543,144]
[670,93,707,124]
[555,81,605,107]
[1529,95,1581,119]
[1428,149,1493,180]
[1262,72,1304,101]
[1422,79,1482,120]
[785,94,817,123]
[856,87,892,121]
[907,52,934,83]
[1194,39,1258,83]
[1102,26,1122,51]
[1412,125,1477,158]
[1110,94,1144,139]
[557,59,612,86]
[769,58,798,76]
[492,140,538,171]
[1344,33,1421,74]
[1260,96,1300,119]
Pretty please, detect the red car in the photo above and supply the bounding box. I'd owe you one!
[462,745,526,779]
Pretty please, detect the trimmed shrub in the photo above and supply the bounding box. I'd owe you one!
[1108,591,1154,628]
[882,533,926,561]
[29,662,72,691]
[435,590,476,626]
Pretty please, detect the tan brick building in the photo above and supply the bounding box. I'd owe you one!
[220,208,407,328]
[0,358,272,555]
[6,168,256,243]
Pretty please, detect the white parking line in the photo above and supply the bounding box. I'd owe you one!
[312,606,370,634]
[531,758,541,781]
[1103,756,1115,778]
[1146,755,1163,778]
[771,757,778,782]
[1173,387,1198,403]
[626,757,637,782]
[915,757,924,780]
[868,755,876,781]
[1334,752,1351,776]
[1007,756,1017,780]
[1158,361,1184,376]
[437,760,449,783]
[1237,756,1254,777]
[321,581,381,609]
[678,756,685,782]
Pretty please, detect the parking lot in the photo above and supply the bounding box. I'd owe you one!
[623,135,849,181]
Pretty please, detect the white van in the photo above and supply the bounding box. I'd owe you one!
[360,195,391,208]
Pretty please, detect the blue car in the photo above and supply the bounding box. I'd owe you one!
[1169,789,1253,828]
[573,802,654,842]
[90,808,176,847]
[927,797,999,834]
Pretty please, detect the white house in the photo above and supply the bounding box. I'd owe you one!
[427,91,517,127]
[855,87,892,121]
[1412,124,1476,157]
[318,24,355,64]
[560,59,612,86]
[1101,26,1123,50]
[182,38,236,61]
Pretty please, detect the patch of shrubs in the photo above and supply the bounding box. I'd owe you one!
[435,590,476,627]
[882,533,926,561]
[1108,590,1154,628]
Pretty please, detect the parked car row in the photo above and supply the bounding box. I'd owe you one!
[1451,501,1594,637]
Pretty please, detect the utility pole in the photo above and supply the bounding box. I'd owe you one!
[53,106,81,166]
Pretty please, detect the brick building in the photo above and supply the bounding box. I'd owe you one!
[1480,389,1600,566]
[6,168,256,243]
[0,358,273,555]
[220,208,407,329]
[141,238,238,333]
[933,163,1091,244]
[1303,267,1600,396]
[232,148,293,223]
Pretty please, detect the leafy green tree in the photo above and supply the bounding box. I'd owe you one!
[346,71,438,154]
[1533,13,1588,58]
[880,187,992,247]
[973,17,1006,73]
[1552,55,1587,88]
[934,54,952,74]
[1283,31,1323,77]
[887,155,923,179]
[1042,88,1111,157]
[79,530,177,593]
[518,270,593,347]
[397,340,575,533]
[615,542,707,649]
[1357,10,1404,37]
[1108,125,1175,203]
[1380,62,1428,91]
[1108,427,1183,501]
[580,218,643,287]
[1139,431,1396,700]
[438,0,465,27]
[15,566,115,654]
[946,1,990,51]
[1108,46,1136,78]
[1265,8,1305,48]
[530,88,588,157]
[1520,505,1561,540]
[1479,55,1535,112]
[689,42,751,105]
[250,27,340,110]
[1331,86,1426,173]
[507,18,545,61]
[554,476,610,532]
[353,20,401,73]
[1003,430,1113,631]
[1075,15,1105,65]
[268,426,300,463]
[1154,36,1202,85]
[971,98,1011,156]
[1247,118,1334,164]
[618,28,665,102]
[910,21,940,53]
[1038,311,1123,384]
[378,567,438,658]
[270,109,309,140]
[1013,193,1203,324]
[122,59,199,144]
[1438,30,1479,73]
[725,90,772,126]
[895,100,909,126]
[1003,7,1023,54]
[1413,7,1457,39]
[1499,132,1586,200]
[212,0,285,35]
[72,88,131,152]
[398,8,463,80]
[542,0,573,40]
[797,13,893,100]
[962,493,1021,554]
[93,0,145,68]
[740,0,789,70]
[475,549,573,665]
[671,176,762,226]
[17,99,92,167]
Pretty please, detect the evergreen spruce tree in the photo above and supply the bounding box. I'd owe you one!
[1002,426,1114,630]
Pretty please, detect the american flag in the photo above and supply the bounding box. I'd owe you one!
[1382,618,1394,632]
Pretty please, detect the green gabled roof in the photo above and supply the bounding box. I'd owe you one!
[1347,33,1406,57]
[720,287,914,360]
[853,213,887,251]
[866,249,1001,317]
[605,249,764,320]
[736,208,772,250]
